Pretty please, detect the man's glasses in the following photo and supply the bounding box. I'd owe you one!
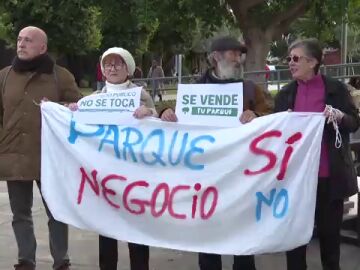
[104,62,125,71]
[286,55,307,63]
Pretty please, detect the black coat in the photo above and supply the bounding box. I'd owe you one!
[274,75,360,200]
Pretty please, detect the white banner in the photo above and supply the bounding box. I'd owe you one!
[73,87,142,124]
[41,102,324,255]
[175,83,243,127]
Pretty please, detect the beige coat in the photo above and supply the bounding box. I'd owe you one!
[0,65,82,181]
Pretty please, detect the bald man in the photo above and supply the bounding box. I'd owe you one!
[17,26,48,60]
[0,26,82,270]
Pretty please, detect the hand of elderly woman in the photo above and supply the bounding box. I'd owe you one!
[323,105,344,124]
[133,105,153,119]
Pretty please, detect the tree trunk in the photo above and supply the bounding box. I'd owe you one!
[242,26,275,115]
[243,27,272,84]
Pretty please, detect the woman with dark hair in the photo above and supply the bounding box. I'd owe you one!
[275,38,360,270]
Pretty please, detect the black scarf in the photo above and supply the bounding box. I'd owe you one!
[12,54,54,74]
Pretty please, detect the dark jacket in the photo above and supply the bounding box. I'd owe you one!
[0,58,82,181]
[274,75,360,199]
[197,69,272,115]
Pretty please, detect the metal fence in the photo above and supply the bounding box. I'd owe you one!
[133,62,360,100]
[243,62,360,92]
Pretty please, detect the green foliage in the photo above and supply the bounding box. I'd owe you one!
[97,0,231,64]
[147,0,231,54]
[98,0,160,58]
[347,27,360,60]
[0,13,11,40]
[0,0,102,55]
[223,0,360,69]
[270,39,289,60]
[2,0,359,69]
[289,0,350,44]
[247,0,305,29]
[348,0,360,26]
[268,0,360,59]
[0,0,229,60]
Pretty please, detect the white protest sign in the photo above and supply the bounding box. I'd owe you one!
[73,87,142,124]
[41,102,324,255]
[175,83,243,127]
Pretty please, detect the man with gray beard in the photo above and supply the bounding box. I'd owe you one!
[161,35,271,125]
[161,36,271,270]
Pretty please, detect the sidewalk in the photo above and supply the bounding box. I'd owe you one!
[1,182,360,270]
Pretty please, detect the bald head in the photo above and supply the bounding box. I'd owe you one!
[17,26,48,60]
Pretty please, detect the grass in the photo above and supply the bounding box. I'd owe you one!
[270,89,279,97]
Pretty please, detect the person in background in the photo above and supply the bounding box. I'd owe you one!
[275,38,360,270]
[147,59,165,101]
[133,66,147,87]
[348,76,360,109]
[96,55,105,91]
[133,66,143,79]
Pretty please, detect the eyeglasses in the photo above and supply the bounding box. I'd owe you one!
[104,62,126,71]
[286,55,308,63]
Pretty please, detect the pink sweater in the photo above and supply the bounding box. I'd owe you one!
[294,74,329,177]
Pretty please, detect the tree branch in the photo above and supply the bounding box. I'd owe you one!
[228,0,310,42]
[243,0,266,10]
[268,1,309,30]
[227,0,264,29]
